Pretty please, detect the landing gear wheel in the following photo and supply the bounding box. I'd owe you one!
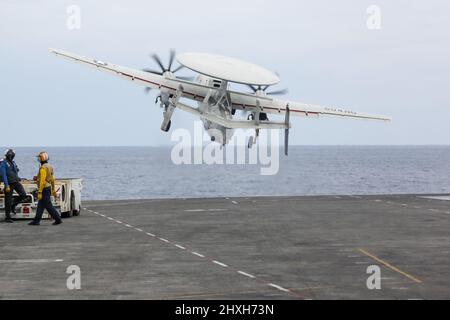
[162,120,172,132]
[248,136,254,149]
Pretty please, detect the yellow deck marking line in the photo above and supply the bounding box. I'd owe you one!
[358,249,422,284]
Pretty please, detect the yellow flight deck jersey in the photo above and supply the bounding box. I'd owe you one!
[37,163,55,193]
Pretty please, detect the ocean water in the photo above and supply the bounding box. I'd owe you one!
[3,146,450,200]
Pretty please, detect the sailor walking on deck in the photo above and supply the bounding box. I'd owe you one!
[1,149,27,223]
[29,152,62,226]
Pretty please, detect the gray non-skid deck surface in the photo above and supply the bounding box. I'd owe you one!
[1,195,450,300]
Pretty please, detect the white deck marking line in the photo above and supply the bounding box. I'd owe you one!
[100,214,106,217]
[85,207,303,299]
[268,283,290,293]
[107,217,114,221]
[192,252,205,258]
[237,271,256,279]
[414,206,422,209]
[186,209,227,212]
[232,201,238,204]
[446,212,450,215]
[391,287,409,290]
[401,204,408,206]
[428,209,439,212]
[213,260,228,268]
[0,259,64,263]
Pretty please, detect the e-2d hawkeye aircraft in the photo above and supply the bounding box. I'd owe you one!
[50,49,391,155]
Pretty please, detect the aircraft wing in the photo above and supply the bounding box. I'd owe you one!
[49,48,163,91]
[227,92,391,122]
[274,102,392,121]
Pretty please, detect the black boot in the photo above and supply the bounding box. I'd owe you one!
[52,220,63,226]
[28,221,40,226]
[4,218,13,223]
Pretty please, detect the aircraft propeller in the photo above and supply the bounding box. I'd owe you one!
[247,84,288,96]
[143,50,193,94]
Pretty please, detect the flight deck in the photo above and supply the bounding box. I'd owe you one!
[1,194,449,300]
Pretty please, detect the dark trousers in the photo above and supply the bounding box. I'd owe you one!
[33,187,62,223]
[5,182,27,219]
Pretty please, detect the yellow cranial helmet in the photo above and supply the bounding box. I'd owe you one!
[37,151,49,163]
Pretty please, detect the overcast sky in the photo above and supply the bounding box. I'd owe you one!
[1,0,449,146]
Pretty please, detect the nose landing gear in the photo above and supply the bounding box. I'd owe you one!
[160,85,183,133]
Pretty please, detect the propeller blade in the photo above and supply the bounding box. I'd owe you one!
[168,50,176,71]
[267,88,288,96]
[151,54,166,72]
[172,65,184,73]
[247,84,258,93]
[142,68,163,75]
